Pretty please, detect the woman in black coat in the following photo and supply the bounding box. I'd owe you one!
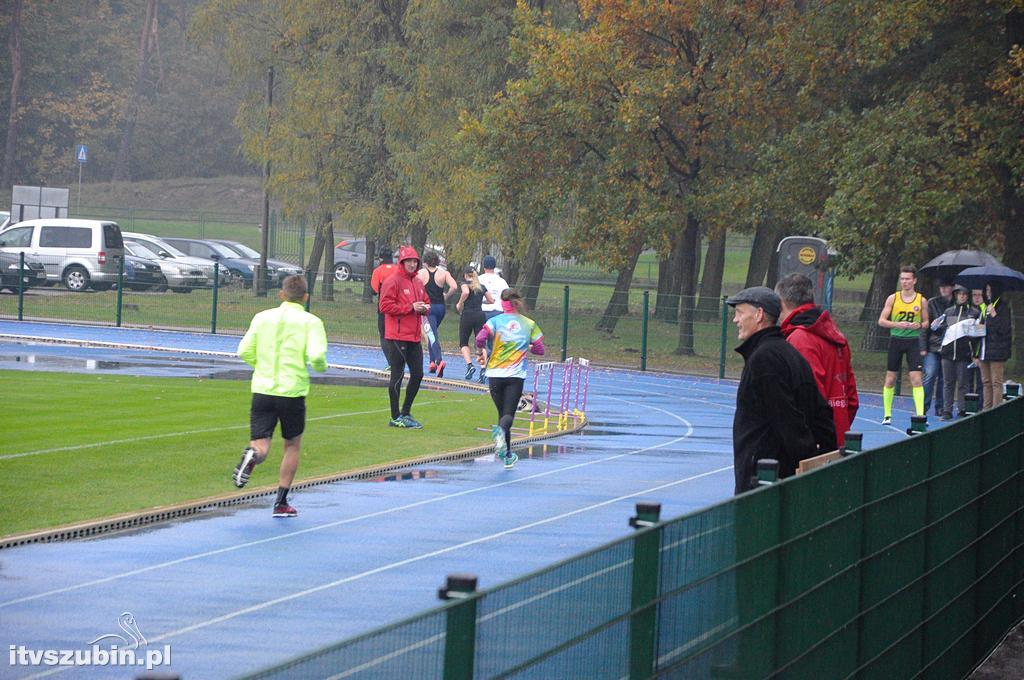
[977,281,1013,409]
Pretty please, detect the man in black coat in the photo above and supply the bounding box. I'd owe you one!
[728,286,836,494]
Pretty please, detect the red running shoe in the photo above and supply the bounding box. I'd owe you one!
[272,503,297,518]
[428,361,437,374]
[436,360,446,378]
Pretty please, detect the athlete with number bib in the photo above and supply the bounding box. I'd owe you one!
[877,266,929,425]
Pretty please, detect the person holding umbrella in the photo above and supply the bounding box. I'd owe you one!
[955,264,1023,409]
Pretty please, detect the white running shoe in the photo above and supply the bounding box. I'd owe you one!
[491,425,507,458]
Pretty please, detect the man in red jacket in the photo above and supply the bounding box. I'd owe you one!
[775,273,859,448]
[378,246,430,428]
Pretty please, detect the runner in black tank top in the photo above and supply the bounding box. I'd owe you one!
[457,266,492,381]
[416,251,458,377]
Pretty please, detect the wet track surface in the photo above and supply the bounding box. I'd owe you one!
[0,320,910,679]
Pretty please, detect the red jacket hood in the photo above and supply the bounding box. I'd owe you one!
[396,246,421,274]
[780,304,849,348]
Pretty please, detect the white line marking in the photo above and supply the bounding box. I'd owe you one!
[0,398,472,461]
[1,399,696,609]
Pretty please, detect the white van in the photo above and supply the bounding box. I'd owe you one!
[0,218,125,291]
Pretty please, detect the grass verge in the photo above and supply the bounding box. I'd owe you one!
[0,370,496,537]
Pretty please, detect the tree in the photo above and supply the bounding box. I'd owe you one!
[1,0,22,195]
[112,0,159,181]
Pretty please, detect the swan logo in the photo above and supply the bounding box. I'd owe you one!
[88,612,147,649]
[9,612,171,670]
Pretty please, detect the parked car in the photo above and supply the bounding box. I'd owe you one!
[333,239,373,282]
[121,232,222,292]
[162,237,255,287]
[208,239,304,286]
[0,251,46,291]
[0,218,125,291]
[122,252,167,291]
[123,241,205,292]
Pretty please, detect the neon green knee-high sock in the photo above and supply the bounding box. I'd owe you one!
[883,386,895,417]
[912,385,925,416]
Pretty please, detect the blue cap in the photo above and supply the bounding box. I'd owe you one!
[482,255,497,269]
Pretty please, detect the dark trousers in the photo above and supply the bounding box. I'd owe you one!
[383,339,423,420]
[488,376,524,451]
[941,358,969,417]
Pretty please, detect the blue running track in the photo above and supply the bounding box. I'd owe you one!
[0,320,912,679]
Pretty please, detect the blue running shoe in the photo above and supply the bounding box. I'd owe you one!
[401,414,423,429]
[478,368,487,384]
[503,452,518,469]
[465,363,476,381]
[389,417,408,428]
[491,425,507,458]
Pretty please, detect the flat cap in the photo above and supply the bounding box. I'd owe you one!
[725,286,782,319]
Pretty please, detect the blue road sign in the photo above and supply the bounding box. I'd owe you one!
[76,145,88,163]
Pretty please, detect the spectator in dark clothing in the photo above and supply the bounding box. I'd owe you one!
[775,273,859,448]
[727,286,836,494]
[934,284,980,420]
[976,281,1013,409]
[923,281,953,416]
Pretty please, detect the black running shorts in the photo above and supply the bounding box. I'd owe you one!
[887,337,923,373]
[250,393,306,440]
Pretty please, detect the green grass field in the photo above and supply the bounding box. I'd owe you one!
[0,370,497,537]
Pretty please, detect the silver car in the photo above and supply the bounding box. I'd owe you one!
[121,232,221,293]
[123,241,205,292]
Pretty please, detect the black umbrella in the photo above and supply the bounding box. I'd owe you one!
[954,265,1024,292]
[918,249,1001,281]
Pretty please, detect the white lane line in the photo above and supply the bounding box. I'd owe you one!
[136,467,734,647]
[0,398,472,461]
[1,399,696,609]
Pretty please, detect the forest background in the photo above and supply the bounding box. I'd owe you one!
[1,0,1023,365]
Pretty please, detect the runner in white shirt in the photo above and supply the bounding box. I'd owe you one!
[476,255,509,384]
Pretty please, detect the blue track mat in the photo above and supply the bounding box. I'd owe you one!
[0,320,912,679]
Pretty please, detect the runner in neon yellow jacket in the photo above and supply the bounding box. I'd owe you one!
[233,275,328,518]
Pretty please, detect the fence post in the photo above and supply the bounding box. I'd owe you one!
[627,502,662,679]
[438,574,478,680]
[17,252,25,321]
[561,285,570,363]
[641,290,649,371]
[211,263,220,334]
[719,296,729,379]
[116,255,124,327]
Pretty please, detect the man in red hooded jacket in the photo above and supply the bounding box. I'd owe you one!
[379,246,430,428]
[775,273,859,448]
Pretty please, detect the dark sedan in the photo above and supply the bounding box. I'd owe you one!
[123,254,167,291]
[0,251,46,291]
[207,239,304,286]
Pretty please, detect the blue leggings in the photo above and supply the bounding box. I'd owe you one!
[427,303,446,363]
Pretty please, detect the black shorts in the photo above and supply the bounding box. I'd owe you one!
[887,337,923,373]
[459,310,486,347]
[250,393,306,440]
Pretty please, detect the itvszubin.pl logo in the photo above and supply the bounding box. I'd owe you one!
[9,612,171,670]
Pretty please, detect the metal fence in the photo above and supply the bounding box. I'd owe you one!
[241,396,1024,679]
[2,262,1021,389]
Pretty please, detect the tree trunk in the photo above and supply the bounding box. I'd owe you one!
[0,0,22,196]
[654,230,685,321]
[653,255,670,318]
[744,221,779,288]
[674,214,701,355]
[409,219,428,258]
[596,240,643,333]
[320,210,335,301]
[695,229,727,321]
[518,216,549,310]
[362,239,377,304]
[112,0,158,181]
[1003,8,1024,372]
[305,218,328,298]
[860,250,900,351]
